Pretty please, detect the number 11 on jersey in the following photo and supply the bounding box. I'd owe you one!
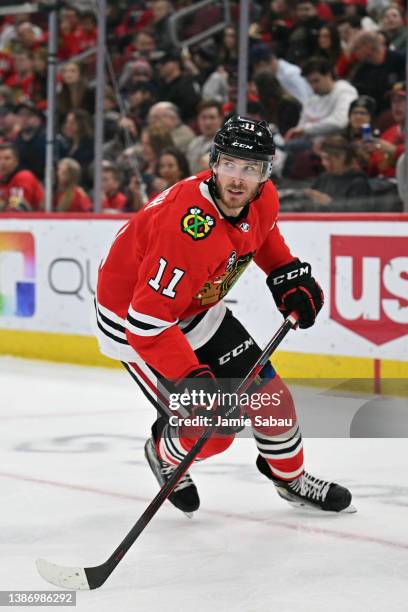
[148,257,185,298]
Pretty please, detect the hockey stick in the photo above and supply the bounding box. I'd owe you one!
[36,313,298,590]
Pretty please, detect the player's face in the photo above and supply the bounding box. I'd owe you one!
[215,154,262,215]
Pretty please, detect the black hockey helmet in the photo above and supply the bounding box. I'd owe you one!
[209,115,275,181]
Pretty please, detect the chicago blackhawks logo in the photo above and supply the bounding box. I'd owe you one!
[195,253,254,306]
[181,207,215,241]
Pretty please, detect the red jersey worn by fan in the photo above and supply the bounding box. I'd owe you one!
[54,186,92,212]
[102,191,127,212]
[95,170,294,380]
[0,169,44,211]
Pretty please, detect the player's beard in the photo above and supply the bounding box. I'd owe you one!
[216,177,259,215]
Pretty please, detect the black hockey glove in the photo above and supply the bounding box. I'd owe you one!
[267,259,324,329]
[176,366,242,434]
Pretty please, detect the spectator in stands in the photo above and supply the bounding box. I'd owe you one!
[380,5,407,53]
[14,102,45,181]
[0,85,13,108]
[254,71,301,135]
[335,16,362,79]
[140,123,174,197]
[0,15,42,53]
[123,172,145,212]
[32,46,48,107]
[57,61,95,120]
[202,65,230,105]
[147,101,195,154]
[5,48,35,103]
[316,24,341,67]
[350,30,406,114]
[221,72,260,119]
[123,29,157,64]
[367,81,406,178]
[126,82,158,125]
[285,57,357,140]
[103,116,138,165]
[0,142,44,211]
[341,95,377,170]
[101,164,127,212]
[54,158,92,212]
[76,11,98,55]
[251,44,312,105]
[286,0,325,66]
[343,95,377,142]
[155,50,201,122]
[217,26,239,73]
[0,105,19,143]
[182,43,217,88]
[150,0,173,49]
[157,147,190,190]
[254,0,294,58]
[0,50,13,83]
[58,109,94,189]
[187,100,223,174]
[119,58,154,93]
[103,86,120,141]
[58,7,82,60]
[13,22,44,54]
[299,135,371,209]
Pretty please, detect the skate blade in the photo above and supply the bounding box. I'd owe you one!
[286,500,357,514]
[184,511,194,519]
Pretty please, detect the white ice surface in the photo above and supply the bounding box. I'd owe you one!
[1,357,407,612]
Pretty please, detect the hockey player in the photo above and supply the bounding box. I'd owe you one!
[95,116,352,515]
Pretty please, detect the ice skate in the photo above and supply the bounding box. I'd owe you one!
[144,438,200,517]
[257,455,356,513]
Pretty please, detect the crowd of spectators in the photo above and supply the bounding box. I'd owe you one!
[0,0,406,213]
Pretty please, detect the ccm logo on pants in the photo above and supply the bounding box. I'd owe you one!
[219,338,254,365]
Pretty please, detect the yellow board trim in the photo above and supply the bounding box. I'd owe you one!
[0,329,406,396]
[0,328,121,368]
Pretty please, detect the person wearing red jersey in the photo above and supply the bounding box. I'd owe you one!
[101,165,127,213]
[4,49,35,104]
[95,116,353,515]
[0,143,44,211]
[367,82,406,179]
[54,158,92,213]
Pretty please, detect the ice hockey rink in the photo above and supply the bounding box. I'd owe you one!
[1,356,407,612]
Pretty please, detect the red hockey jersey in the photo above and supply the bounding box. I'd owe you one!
[95,170,294,380]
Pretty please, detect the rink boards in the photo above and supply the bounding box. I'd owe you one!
[0,212,407,392]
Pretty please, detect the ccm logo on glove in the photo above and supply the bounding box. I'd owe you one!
[267,259,324,329]
[270,263,311,285]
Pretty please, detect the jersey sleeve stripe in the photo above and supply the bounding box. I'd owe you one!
[126,317,173,337]
[96,319,129,345]
[128,305,178,328]
[96,304,126,333]
[94,300,128,342]
[126,314,160,331]
[96,301,128,327]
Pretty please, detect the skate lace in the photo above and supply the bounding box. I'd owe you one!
[290,471,331,501]
[161,463,193,492]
